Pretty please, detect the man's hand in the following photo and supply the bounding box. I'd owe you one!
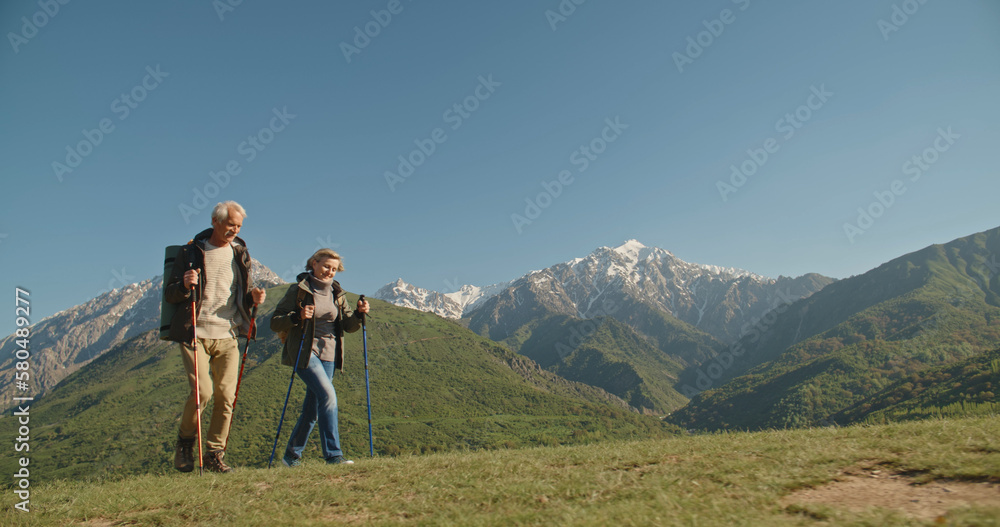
[251,287,266,306]
[183,269,199,289]
[357,299,370,314]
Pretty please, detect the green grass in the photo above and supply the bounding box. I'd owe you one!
[4,416,998,526]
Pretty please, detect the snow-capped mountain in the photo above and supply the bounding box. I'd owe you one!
[509,240,832,342]
[376,240,833,343]
[0,259,284,402]
[374,279,465,319]
[374,278,514,320]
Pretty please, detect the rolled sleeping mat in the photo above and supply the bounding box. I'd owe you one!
[159,245,183,340]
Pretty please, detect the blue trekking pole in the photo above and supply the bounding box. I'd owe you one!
[359,295,374,457]
[268,297,313,468]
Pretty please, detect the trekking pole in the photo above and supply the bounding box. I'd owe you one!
[269,297,313,469]
[188,262,204,476]
[223,305,256,453]
[359,295,374,458]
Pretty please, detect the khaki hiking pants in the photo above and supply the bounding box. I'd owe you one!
[178,338,240,452]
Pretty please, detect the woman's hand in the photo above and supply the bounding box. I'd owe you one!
[357,299,370,314]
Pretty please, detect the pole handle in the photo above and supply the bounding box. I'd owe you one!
[358,295,367,326]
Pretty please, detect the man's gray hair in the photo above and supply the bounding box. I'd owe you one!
[211,201,248,222]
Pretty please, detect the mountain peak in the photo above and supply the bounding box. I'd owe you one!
[616,239,647,251]
[608,239,674,263]
[375,277,515,319]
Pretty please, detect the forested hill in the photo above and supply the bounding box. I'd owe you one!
[669,226,1000,430]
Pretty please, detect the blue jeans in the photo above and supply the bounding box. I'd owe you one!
[285,354,343,460]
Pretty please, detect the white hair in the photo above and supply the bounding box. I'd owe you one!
[211,201,247,222]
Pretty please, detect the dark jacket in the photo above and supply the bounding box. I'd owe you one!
[270,273,362,371]
[164,228,257,343]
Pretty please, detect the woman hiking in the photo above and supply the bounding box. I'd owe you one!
[270,248,370,466]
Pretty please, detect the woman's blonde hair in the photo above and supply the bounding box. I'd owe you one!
[307,248,345,272]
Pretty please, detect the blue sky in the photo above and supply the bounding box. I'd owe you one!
[2,0,998,336]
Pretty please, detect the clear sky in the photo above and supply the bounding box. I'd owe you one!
[2,1,998,336]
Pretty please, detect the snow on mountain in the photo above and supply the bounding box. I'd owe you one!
[373,278,514,319]
[443,281,514,313]
[374,279,465,319]
[375,240,832,342]
[0,259,285,402]
[250,258,286,290]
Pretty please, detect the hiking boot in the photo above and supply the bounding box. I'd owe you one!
[281,452,301,467]
[204,450,233,473]
[326,455,354,465]
[174,436,196,473]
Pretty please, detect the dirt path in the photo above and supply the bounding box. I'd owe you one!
[781,467,1000,521]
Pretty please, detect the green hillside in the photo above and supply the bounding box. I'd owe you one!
[3,416,998,525]
[0,288,678,485]
[615,300,725,367]
[833,347,1000,424]
[670,227,1000,430]
[507,315,688,413]
[469,289,721,414]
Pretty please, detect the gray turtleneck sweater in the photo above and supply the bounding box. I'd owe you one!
[309,275,339,362]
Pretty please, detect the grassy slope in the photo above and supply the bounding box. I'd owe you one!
[2,416,998,526]
[671,227,1000,430]
[0,289,678,485]
[505,314,689,414]
[549,318,689,413]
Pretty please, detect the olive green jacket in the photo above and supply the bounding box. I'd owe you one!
[269,273,362,370]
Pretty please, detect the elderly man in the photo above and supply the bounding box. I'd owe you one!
[164,201,266,473]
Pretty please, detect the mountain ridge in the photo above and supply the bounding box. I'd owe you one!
[376,239,834,345]
[0,258,284,404]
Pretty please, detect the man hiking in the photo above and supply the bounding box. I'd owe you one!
[164,200,266,473]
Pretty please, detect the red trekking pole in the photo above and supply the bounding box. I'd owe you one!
[223,305,257,452]
[189,263,204,476]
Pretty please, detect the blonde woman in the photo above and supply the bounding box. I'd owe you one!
[270,249,369,465]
